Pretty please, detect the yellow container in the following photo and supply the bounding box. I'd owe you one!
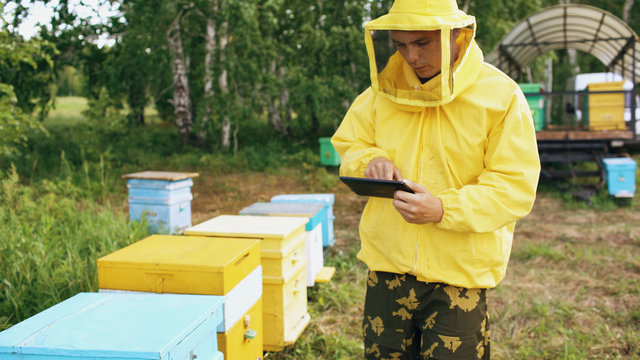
[184,215,308,254]
[97,235,261,295]
[262,262,310,352]
[185,215,311,352]
[587,81,626,131]
[218,298,263,360]
[261,231,306,278]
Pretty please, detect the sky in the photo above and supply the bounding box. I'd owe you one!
[2,0,120,46]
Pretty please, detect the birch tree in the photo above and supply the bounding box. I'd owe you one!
[166,8,193,144]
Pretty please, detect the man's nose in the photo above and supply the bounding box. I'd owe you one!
[406,45,420,64]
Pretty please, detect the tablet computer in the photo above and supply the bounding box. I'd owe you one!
[339,176,414,198]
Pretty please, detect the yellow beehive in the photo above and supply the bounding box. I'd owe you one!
[185,215,310,352]
[97,235,260,295]
[185,215,308,252]
[587,81,626,131]
[262,261,310,352]
[260,231,306,279]
[96,235,264,360]
[217,298,263,360]
[239,202,333,286]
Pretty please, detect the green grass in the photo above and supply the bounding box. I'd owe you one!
[0,166,150,330]
[46,96,89,126]
[45,96,160,127]
[1,109,639,359]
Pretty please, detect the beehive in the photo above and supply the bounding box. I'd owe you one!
[123,171,199,234]
[185,215,310,352]
[0,292,225,360]
[96,234,264,360]
[239,202,330,286]
[270,194,336,248]
[602,157,637,197]
[586,81,626,131]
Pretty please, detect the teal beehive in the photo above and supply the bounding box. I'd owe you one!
[319,137,341,166]
[602,157,637,197]
[0,292,224,360]
[519,83,545,131]
[270,194,336,247]
[124,171,199,234]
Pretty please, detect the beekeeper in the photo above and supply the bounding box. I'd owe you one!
[331,0,541,358]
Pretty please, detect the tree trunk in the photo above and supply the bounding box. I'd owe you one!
[198,15,217,147]
[167,10,193,145]
[128,74,146,126]
[623,0,634,23]
[278,61,292,137]
[218,20,231,150]
[268,59,284,132]
[461,0,471,13]
[545,57,553,126]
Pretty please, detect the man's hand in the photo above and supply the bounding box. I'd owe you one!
[365,157,403,180]
[393,179,443,224]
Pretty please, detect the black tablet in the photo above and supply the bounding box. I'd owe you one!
[339,176,414,198]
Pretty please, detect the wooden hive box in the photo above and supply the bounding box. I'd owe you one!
[0,292,225,360]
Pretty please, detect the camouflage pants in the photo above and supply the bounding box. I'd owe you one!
[363,271,490,360]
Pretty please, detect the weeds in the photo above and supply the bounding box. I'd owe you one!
[0,168,149,330]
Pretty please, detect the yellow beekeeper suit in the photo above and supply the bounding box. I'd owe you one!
[331,0,541,289]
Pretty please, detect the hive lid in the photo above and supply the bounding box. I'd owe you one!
[0,292,224,359]
[97,235,260,272]
[185,215,308,239]
[239,202,324,217]
[122,171,199,181]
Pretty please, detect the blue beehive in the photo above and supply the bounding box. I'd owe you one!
[270,194,336,247]
[124,171,199,234]
[602,157,637,197]
[0,292,224,360]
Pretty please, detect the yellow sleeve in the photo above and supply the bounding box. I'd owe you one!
[331,88,390,178]
[436,90,541,233]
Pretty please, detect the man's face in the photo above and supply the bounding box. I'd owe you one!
[391,30,442,80]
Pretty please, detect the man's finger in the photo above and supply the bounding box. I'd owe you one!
[402,179,427,193]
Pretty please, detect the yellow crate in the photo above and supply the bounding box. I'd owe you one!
[217,298,263,360]
[262,262,309,352]
[587,81,626,131]
[97,235,261,295]
[184,215,308,253]
[261,231,306,279]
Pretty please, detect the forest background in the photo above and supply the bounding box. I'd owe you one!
[2,0,639,153]
[1,0,639,359]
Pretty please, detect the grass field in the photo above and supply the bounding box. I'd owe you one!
[45,96,159,126]
[46,96,89,126]
[1,103,639,359]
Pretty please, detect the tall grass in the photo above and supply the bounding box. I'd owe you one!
[0,165,149,330]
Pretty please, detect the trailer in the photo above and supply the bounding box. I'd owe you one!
[486,4,639,202]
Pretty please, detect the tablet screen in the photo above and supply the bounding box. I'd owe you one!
[339,176,414,198]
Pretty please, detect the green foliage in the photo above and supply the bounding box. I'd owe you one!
[53,65,85,97]
[4,0,639,150]
[0,30,50,156]
[0,83,43,157]
[0,165,149,330]
[0,30,57,119]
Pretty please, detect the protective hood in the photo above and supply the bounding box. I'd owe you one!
[364,0,479,107]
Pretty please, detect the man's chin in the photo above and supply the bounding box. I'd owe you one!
[416,72,437,81]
